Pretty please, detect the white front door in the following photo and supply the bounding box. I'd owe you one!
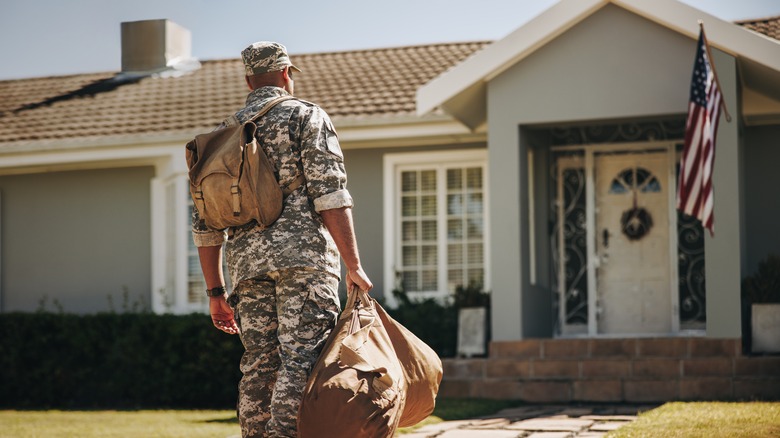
[594,152,672,334]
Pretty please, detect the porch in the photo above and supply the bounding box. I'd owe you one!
[440,337,780,402]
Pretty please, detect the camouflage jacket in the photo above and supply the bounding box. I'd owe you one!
[191,86,352,285]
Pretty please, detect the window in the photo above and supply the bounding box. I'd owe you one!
[385,150,488,301]
[187,201,230,310]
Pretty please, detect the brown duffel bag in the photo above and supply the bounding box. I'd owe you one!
[298,288,405,438]
[376,302,443,427]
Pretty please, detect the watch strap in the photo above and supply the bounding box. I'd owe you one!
[206,286,227,297]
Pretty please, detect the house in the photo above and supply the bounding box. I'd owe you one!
[1,0,778,401]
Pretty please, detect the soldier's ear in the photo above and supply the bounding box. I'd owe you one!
[245,76,252,91]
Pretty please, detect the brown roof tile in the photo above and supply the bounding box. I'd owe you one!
[1,15,777,148]
[736,15,780,41]
[0,42,489,146]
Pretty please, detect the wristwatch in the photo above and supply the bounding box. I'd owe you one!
[206,286,227,297]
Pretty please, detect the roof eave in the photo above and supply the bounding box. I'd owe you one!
[416,0,607,122]
[417,0,780,128]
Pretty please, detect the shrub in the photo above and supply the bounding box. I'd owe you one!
[385,282,490,359]
[0,312,243,409]
[742,254,780,304]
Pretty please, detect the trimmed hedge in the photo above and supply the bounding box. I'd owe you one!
[0,284,489,409]
[0,312,243,409]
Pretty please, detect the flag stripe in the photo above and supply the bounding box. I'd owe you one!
[676,28,723,236]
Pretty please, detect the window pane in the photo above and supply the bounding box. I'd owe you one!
[402,245,418,266]
[467,167,482,189]
[467,243,483,264]
[466,193,483,214]
[402,196,417,216]
[468,269,484,286]
[447,219,463,239]
[188,255,201,274]
[467,217,483,239]
[421,170,436,191]
[448,269,464,292]
[421,220,437,241]
[422,245,437,265]
[402,271,418,292]
[396,160,486,298]
[447,194,463,215]
[402,171,417,192]
[448,244,463,264]
[421,195,436,216]
[402,221,417,242]
[422,270,438,290]
[447,168,462,190]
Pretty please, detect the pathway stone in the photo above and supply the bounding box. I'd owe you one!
[395,403,650,438]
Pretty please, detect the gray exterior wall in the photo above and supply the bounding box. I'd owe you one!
[485,4,744,340]
[0,166,154,313]
[744,124,780,275]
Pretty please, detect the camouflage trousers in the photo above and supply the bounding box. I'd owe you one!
[228,268,340,438]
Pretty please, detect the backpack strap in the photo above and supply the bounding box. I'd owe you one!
[282,174,306,197]
[247,95,296,123]
[249,95,306,198]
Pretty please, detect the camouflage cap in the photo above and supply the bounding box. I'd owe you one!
[241,41,301,76]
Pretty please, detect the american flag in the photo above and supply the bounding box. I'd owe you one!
[677,27,725,236]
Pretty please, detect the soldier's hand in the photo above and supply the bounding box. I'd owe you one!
[346,266,373,293]
[209,295,239,335]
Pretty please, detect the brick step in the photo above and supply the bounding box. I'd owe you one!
[490,338,742,360]
[444,356,780,380]
[439,376,780,403]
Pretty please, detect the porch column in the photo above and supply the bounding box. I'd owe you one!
[488,122,524,341]
[704,49,743,338]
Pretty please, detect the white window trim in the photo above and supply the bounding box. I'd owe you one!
[383,149,490,308]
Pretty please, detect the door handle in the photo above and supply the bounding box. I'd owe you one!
[602,229,610,248]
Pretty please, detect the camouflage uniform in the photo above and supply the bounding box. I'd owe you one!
[192,43,352,438]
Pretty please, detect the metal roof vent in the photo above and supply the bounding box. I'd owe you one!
[121,19,200,77]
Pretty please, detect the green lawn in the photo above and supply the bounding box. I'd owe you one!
[0,410,241,438]
[3,401,777,437]
[0,399,523,437]
[608,402,780,438]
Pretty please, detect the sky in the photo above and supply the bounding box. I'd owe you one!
[1,0,779,81]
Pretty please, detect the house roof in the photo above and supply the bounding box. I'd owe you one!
[738,15,780,41]
[0,42,488,148]
[416,0,780,128]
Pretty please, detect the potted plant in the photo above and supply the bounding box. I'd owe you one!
[742,254,780,353]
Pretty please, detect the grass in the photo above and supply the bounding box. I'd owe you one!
[0,398,522,437]
[0,410,241,438]
[608,402,780,438]
[4,401,778,437]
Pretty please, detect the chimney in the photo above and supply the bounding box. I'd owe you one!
[121,19,199,74]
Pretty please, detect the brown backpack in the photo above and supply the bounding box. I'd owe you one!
[185,96,304,230]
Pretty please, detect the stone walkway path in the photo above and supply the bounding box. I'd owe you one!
[399,404,656,438]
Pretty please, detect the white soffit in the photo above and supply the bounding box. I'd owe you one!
[417,0,780,124]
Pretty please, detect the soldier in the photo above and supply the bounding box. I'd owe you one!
[191,41,373,438]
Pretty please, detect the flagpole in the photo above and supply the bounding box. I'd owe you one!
[698,20,732,122]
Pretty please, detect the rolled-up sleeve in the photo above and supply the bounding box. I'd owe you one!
[299,106,354,213]
[313,188,353,212]
[191,204,227,247]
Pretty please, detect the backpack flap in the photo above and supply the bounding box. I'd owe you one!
[186,123,249,228]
